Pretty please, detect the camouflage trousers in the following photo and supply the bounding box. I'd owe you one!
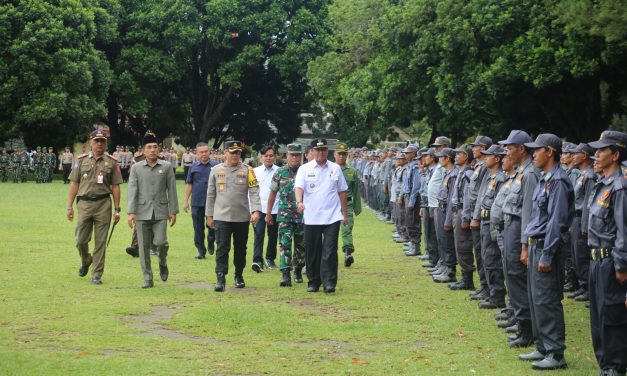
[341,206,355,254]
[0,166,7,182]
[278,221,305,271]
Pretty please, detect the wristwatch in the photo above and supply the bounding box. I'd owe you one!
[115,207,121,213]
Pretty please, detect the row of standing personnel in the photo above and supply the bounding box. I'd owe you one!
[0,147,58,183]
[350,131,626,375]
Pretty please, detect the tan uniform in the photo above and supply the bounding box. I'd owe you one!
[69,153,123,278]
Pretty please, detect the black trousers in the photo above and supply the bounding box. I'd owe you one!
[503,215,530,322]
[589,256,627,373]
[253,213,278,263]
[62,163,71,182]
[472,229,487,289]
[214,221,249,277]
[425,207,439,265]
[528,239,566,355]
[192,206,215,256]
[304,221,341,289]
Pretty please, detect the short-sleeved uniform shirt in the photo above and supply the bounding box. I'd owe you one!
[69,153,123,196]
[294,160,348,225]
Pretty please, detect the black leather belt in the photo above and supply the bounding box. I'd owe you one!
[591,248,611,260]
[438,202,447,209]
[452,204,462,211]
[575,210,582,217]
[77,194,109,202]
[528,237,545,246]
[481,209,491,219]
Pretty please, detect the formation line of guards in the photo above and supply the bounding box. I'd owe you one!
[350,131,626,374]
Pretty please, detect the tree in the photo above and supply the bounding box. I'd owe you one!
[0,0,112,148]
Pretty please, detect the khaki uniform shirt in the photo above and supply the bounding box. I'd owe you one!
[205,162,262,222]
[69,153,123,196]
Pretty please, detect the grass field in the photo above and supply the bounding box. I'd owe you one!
[0,178,597,375]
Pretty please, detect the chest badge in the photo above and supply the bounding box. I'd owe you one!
[601,189,610,200]
[158,169,163,175]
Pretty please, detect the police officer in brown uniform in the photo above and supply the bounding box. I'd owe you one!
[66,130,122,285]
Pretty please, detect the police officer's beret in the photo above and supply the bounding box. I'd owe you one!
[287,143,303,153]
[524,133,562,152]
[336,142,349,153]
[561,141,576,153]
[224,140,243,152]
[573,143,594,156]
[453,144,473,158]
[310,138,328,149]
[142,130,159,145]
[481,144,506,156]
[430,136,451,147]
[435,147,455,158]
[90,129,108,140]
[469,135,493,148]
[588,130,627,150]
[499,130,532,146]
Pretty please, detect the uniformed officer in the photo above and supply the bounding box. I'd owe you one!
[205,140,262,292]
[61,147,74,184]
[426,137,450,270]
[420,148,439,268]
[335,142,362,267]
[476,145,507,309]
[465,135,493,301]
[295,138,349,293]
[19,148,30,182]
[391,152,408,244]
[0,148,9,182]
[500,130,540,348]
[266,143,305,286]
[561,142,582,293]
[34,146,44,183]
[127,132,179,288]
[568,143,597,302]
[430,147,457,283]
[586,130,627,376]
[401,145,422,256]
[66,130,122,285]
[518,134,573,370]
[446,144,474,289]
[45,147,55,182]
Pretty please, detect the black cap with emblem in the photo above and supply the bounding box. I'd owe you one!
[142,130,159,146]
[310,138,328,149]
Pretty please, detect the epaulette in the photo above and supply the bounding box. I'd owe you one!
[76,153,88,159]
[105,153,118,162]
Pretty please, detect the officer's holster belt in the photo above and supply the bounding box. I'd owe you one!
[480,209,491,219]
[528,237,544,246]
[77,194,109,203]
[591,248,611,260]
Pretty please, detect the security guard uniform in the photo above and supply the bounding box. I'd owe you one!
[587,131,627,375]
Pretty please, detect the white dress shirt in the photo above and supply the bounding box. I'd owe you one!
[254,164,279,215]
[295,160,348,225]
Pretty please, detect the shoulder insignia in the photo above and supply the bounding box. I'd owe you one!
[76,153,88,159]
[105,153,119,162]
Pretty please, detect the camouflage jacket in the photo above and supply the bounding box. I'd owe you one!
[270,165,302,224]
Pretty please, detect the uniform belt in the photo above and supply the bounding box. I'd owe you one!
[528,237,544,246]
[438,202,447,209]
[452,204,462,211]
[591,248,611,260]
[77,194,109,202]
[574,210,582,217]
[481,209,491,219]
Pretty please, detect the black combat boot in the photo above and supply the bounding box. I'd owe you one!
[280,270,292,287]
[294,267,303,283]
[508,320,533,348]
[448,271,475,291]
[214,272,226,292]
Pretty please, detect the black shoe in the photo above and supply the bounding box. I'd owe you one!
[280,270,292,287]
[265,259,277,270]
[470,288,489,301]
[142,280,154,289]
[563,281,575,292]
[324,286,336,293]
[78,257,93,277]
[234,275,245,288]
[195,254,206,259]
[294,267,304,283]
[574,291,589,301]
[159,265,168,282]
[207,246,215,256]
[252,262,262,273]
[307,284,320,293]
[91,277,102,285]
[150,247,158,256]
[495,309,513,321]
[531,353,567,370]
[519,350,546,361]
[498,317,517,329]
[479,300,505,309]
[215,273,226,292]
[126,247,139,258]
[568,287,585,299]
[405,249,420,256]
[421,262,435,268]
[344,254,354,267]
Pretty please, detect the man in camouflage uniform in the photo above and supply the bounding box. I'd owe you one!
[18,148,29,182]
[34,147,45,183]
[267,143,305,286]
[335,142,362,267]
[0,148,9,182]
[46,147,56,182]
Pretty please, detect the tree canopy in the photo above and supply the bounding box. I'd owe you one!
[307,0,627,145]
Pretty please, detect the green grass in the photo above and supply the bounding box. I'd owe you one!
[0,179,596,375]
